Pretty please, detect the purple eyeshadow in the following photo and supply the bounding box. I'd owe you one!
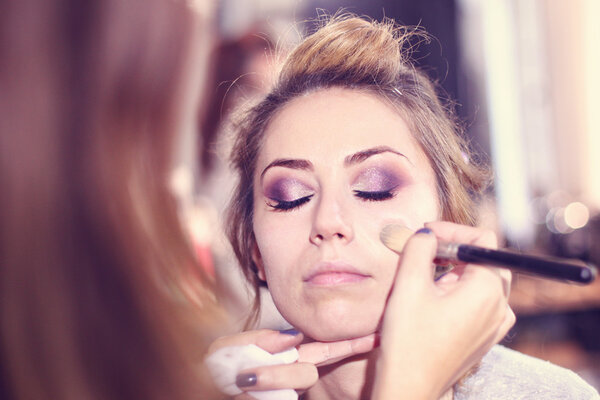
[264,178,312,201]
[354,167,400,191]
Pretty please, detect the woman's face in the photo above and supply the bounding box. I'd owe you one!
[252,88,440,341]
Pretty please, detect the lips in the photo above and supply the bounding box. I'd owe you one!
[303,261,370,286]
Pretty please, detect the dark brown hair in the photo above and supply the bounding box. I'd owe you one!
[0,0,222,398]
[226,15,491,327]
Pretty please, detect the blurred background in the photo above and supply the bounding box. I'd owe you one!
[175,0,600,390]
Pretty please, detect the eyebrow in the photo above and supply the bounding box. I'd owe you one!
[260,146,411,180]
[260,159,313,180]
[344,146,411,166]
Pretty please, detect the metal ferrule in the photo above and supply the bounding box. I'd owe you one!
[436,241,460,261]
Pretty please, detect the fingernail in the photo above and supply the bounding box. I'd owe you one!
[279,328,300,336]
[415,227,433,235]
[434,271,449,281]
[236,373,257,387]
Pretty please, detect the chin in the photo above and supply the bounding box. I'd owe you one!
[290,307,382,342]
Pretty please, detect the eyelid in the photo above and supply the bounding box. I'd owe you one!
[353,186,398,202]
[267,194,314,211]
[262,176,314,202]
[351,165,403,193]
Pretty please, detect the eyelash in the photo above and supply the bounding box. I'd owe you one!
[268,188,397,212]
[268,195,314,211]
[353,190,395,201]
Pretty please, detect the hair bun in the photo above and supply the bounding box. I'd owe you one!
[280,15,427,88]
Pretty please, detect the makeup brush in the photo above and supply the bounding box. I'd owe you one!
[380,224,597,284]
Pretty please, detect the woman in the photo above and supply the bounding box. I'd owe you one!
[0,0,223,399]
[209,15,599,399]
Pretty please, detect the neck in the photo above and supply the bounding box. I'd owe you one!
[302,348,455,400]
[304,349,378,400]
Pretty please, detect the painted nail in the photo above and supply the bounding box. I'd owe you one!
[415,227,433,235]
[434,271,449,281]
[236,373,257,388]
[279,328,300,336]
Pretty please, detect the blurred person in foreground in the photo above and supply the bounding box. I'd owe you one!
[0,0,225,398]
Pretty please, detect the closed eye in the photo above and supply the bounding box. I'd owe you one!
[267,194,314,211]
[353,189,396,201]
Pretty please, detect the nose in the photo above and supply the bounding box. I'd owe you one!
[309,191,354,245]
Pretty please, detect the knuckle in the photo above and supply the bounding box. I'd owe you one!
[308,366,319,385]
[297,364,319,388]
[507,307,517,327]
[481,230,498,247]
[501,269,512,285]
[321,343,332,360]
[254,366,277,387]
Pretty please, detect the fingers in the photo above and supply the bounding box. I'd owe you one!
[208,330,377,396]
[457,262,511,306]
[208,329,303,355]
[426,221,512,299]
[451,268,513,350]
[498,268,512,298]
[298,334,377,366]
[236,363,318,392]
[232,335,380,395]
[376,222,516,399]
[425,220,498,248]
[494,305,516,344]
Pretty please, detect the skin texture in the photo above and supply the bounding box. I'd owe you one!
[252,88,440,341]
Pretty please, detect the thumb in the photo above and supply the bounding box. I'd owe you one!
[395,228,438,290]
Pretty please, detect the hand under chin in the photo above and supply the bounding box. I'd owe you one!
[299,320,381,343]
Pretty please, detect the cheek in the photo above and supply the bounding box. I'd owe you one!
[407,192,440,225]
[253,210,309,281]
[356,189,439,234]
[255,235,291,278]
[396,183,440,226]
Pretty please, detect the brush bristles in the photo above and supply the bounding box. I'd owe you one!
[379,224,414,254]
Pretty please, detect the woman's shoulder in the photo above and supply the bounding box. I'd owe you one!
[454,345,600,399]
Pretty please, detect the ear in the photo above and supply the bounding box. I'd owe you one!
[251,242,267,282]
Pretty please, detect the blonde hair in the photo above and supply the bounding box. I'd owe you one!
[226,15,491,327]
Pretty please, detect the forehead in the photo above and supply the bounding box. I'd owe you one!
[258,88,425,165]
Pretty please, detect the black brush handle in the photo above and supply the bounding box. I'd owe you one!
[456,244,597,284]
